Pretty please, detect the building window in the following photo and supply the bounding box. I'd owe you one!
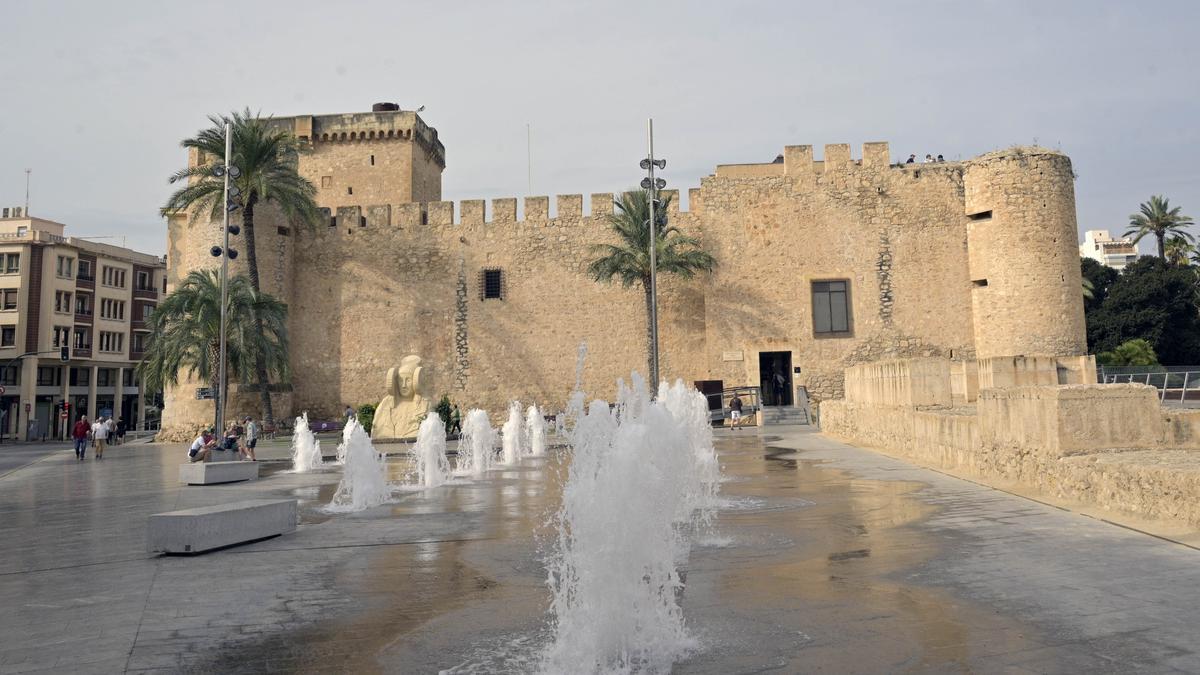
[131,332,147,353]
[97,368,112,387]
[78,260,93,280]
[2,253,18,274]
[481,268,504,300]
[70,367,90,387]
[100,298,126,320]
[123,369,136,387]
[52,326,71,348]
[142,304,154,321]
[101,266,126,288]
[99,331,123,353]
[812,280,852,335]
[54,290,72,314]
[75,294,91,316]
[347,186,353,195]
[73,327,90,349]
[0,326,13,348]
[1,289,16,311]
[136,270,151,291]
[56,256,74,278]
[37,366,62,387]
[321,176,332,188]
[0,365,17,385]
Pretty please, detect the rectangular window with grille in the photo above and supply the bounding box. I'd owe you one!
[812,280,852,336]
[481,268,504,300]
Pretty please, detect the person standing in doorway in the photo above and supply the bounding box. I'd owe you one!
[91,416,109,460]
[773,370,787,405]
[72,415,89,461]
[729,394,743,431]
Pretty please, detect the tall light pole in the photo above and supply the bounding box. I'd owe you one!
[640,118,666,387]
[209,123,241,442]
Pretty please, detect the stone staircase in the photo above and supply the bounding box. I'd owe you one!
[760,406,811,426]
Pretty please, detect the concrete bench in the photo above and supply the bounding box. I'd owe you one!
[179,460,260,485]
[148,499,297,554]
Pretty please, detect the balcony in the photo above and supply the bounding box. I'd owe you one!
[133,285,158,300]
[73,346,92,358]
[131,318,149,331]
[74,309,93,325]
[76,273,95,290]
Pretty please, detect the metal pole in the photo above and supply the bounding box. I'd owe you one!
[218,122,231,440]
[1182,372,1190,404]
[24,169,31,214]
[646,118,660,387]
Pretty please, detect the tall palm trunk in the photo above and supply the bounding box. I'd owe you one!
[642,277,655,383]
[1156,231,1166,259]
[241,193,276,426]
[208,342,221,433]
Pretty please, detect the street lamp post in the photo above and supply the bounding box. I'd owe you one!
[209,123,241,444]
[640,118,667,387]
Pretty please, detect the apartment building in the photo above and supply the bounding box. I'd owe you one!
[1080,229,1139,270]
[0,208,165,440]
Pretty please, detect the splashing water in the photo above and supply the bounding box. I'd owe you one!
[539,373,721,674]
[413,414,451,487]
[525,405,547,457]
[455,409,497,478]
[327,419,390,512]
[290,412,323,472]
[335,419,355,464]
[500,400,524,465]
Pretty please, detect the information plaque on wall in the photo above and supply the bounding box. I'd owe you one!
[722,351,744,362]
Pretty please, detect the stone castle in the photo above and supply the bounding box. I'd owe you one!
[161,104,1090,435]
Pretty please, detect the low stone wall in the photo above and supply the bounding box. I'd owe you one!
[823,381,1200,528]
[842,358,952,407]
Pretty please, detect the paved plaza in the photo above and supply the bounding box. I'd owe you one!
[0,426,1199,673]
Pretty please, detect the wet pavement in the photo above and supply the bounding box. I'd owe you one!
[1,426,1199,673]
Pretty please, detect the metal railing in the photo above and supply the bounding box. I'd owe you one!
[1100,368,1200,404]
[702,385,763,422]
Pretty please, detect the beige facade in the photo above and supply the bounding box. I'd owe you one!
[162,106,1088,438]
[0,214,166,439]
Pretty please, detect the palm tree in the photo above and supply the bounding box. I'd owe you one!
[1125,195,1194,259]
[1098,338,1159,367]
[163,110,319,424]
[1165,236,1194,266]
[137,270,290,433]
[587,190,716,378]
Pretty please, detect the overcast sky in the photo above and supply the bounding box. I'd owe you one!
[1,0,1197,256]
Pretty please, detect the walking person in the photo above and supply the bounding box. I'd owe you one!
[450,404,462,436]
[91,416,109,460]
[241,416,259,461]
[116,417,127,445]
[729,394,743,431]
[344,404,355,424]
[72,415,89,460]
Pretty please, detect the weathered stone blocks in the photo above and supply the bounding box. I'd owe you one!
[148,499,297,554]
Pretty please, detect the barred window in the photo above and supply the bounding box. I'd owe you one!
[480,268,504,300]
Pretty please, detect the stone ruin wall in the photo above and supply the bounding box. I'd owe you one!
[161,140,1087,434]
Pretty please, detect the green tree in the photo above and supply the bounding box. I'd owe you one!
[1124,195,1194,259]
[1165,236,1194,266]
[1098,338,1160,367]
[162,110,320,425]
[587,190,716,378]
[1087,257,1200,364]
[136,270,290,432]
[356,403,376,434]
[1080,257,1119,315]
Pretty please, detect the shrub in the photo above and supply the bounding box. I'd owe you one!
[434,395,452,429]
[357,403,376,434]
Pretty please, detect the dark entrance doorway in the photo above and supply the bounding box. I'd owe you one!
[759,351,793,406]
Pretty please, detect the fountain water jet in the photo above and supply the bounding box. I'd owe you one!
[412,413,451,487]
[290,412,323,472]
[455,409,496,478]
[327,419,390,511]
[525,405,546,457]
[500,400,524,465]
[540,373,720,673]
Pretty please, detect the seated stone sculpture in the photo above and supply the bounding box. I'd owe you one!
[372,355,431,440]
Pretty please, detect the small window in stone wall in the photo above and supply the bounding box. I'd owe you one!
[480,268,504,300]
[812,280,852,336]
[321,176,332,188]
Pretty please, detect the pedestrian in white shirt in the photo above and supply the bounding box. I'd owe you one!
[91,416,110,460]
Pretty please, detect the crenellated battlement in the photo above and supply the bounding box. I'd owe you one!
[270,109,446,168]
[317,189,701,231]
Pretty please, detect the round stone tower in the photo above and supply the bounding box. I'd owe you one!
[963,148,1087,359]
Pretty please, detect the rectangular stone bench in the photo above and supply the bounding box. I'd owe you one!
[148,499,297,554]
[179,460,260,485]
